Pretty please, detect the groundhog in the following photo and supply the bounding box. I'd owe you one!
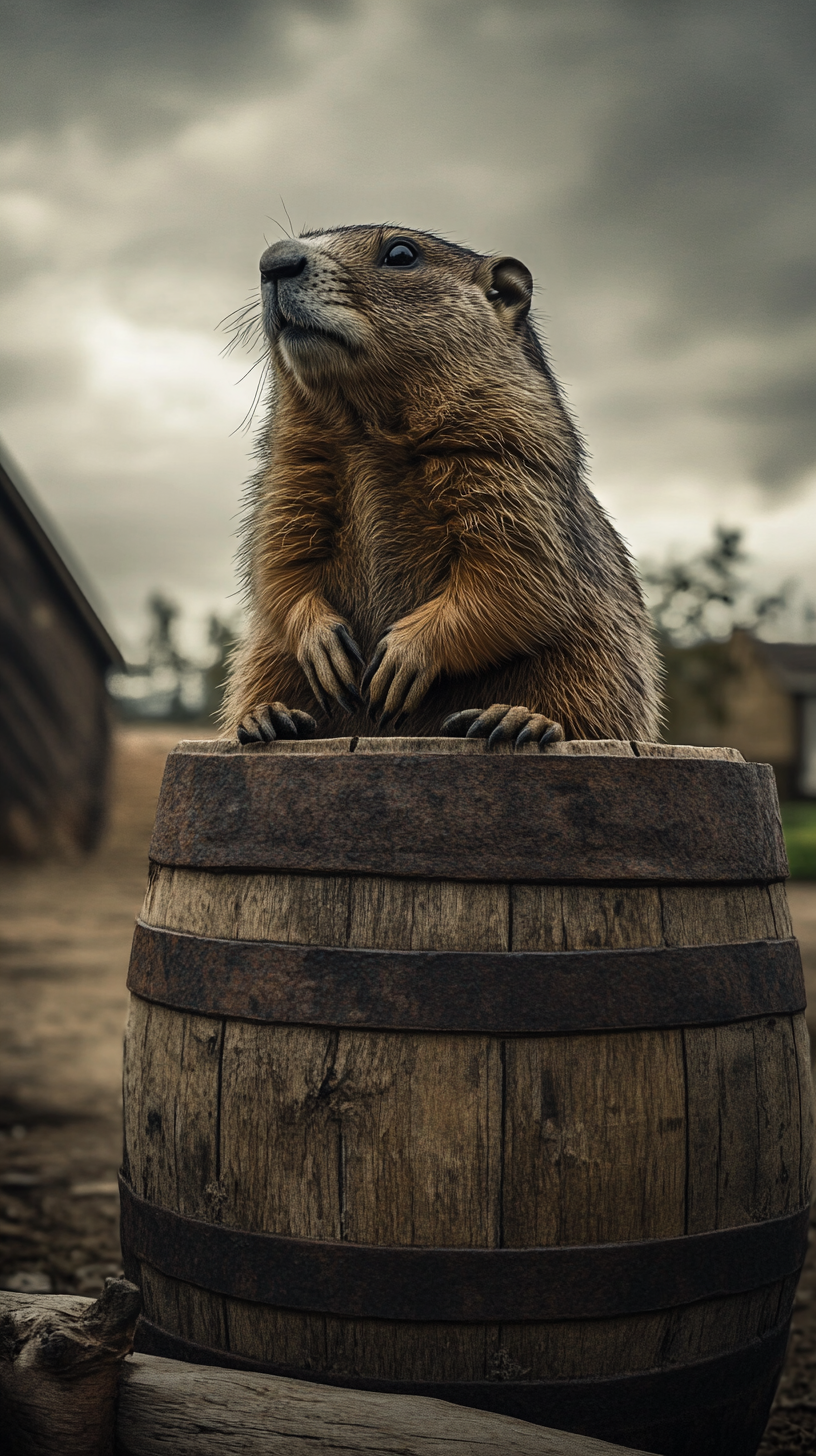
[222,224,662,747]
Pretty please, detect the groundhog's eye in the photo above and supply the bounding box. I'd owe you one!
[381,241,418,268]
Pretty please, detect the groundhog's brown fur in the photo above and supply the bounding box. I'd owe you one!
[222,224,662,744]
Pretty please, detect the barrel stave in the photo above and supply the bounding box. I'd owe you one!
[142,867,510,950]
[140,1264,228,1351]
[122,998,224,1220]
[661,883,779,944]
[141,870,791,954]
[767,880,794,936]
[512,884,664,951]
[685,1015,812,1232]
[503,1029,687,1247]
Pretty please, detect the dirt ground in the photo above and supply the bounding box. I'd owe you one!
[1,724,815,1453]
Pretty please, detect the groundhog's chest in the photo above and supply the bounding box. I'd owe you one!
[327,454,456,633]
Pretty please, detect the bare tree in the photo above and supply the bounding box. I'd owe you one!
[644,527,787,648]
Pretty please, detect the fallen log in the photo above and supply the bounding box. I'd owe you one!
[0,1288,652,1455]
[116,1353,653,1456]
[0,1280,140,1456]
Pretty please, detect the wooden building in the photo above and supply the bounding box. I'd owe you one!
[663,628,816,799]
[0,441,122,857]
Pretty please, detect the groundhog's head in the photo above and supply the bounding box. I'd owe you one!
[257,225,548,408]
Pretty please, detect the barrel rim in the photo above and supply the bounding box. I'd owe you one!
[148,752,788,883]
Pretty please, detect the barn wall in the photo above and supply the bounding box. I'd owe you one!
[0,502,113,857]
[662,630,798,797]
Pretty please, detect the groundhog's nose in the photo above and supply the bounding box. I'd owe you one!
[260,244,307,285]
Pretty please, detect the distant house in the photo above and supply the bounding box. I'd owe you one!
[663,629,816,799]
[0,442,122,856]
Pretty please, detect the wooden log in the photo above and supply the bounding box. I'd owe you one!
[121,737,813,1456]
[0,1291,651,1455]
[115,1351,655,1455]
[0,1279,140,1456]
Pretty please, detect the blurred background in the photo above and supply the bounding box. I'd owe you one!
[1,8,816,1442]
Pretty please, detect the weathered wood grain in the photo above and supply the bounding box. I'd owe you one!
[0,1293,655,1456]
[122,997,222,1218]
[149,746,787,883]
[346,874,509,952]
[176,736,642,758]
[511,886,664,953]
[502,1030,686,1248]
[219,1022,342,1240]
[768,880,795,938]
[684,1016,806,1232]
[659,884,778,945]
[141,866,352,942]
[123,997,230,1347]
[213,858,507,1371]
[499,1274,798,1381]
[122,732,812,1451]
[0,1281,139,1456]
[633,743,745,760]
[114,1350,651,1456]
[792,1011,815,1205]
[139,1265,228,1352]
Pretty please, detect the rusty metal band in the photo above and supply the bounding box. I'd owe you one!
[127,922,805,1034]
[133,1315,789,1445]
[149,752,787,882]
[119,1179,809,1322]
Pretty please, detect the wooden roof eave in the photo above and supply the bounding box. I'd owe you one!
[0,440,123,670]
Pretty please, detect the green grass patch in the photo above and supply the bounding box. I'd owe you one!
[780,801,816,879]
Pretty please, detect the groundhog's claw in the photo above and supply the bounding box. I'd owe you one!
[441,709,482,736]
[363,632,437,723]
[297,620,365,716]
[334,623,366,669]
[237,703,317,744]
[360,640,388,697]
[441,704,563,749]
[516,716,563,747]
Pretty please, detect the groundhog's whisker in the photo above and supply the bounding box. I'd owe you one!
[234,354,268,386]
[221,332,263,360]
[218,299,261,328]
[232,358,271,436]
[218,298,265,357]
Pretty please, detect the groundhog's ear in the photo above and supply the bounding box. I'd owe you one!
[485,257,533,324]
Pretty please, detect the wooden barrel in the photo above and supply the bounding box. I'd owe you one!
[121,736,813,1456]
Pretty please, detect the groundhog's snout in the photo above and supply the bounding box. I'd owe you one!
[260,243,307,285]
[258,236,368,360]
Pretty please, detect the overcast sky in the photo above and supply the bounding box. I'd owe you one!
[1,0,814,655]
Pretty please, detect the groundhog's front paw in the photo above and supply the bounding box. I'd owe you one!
[296,622,365,717]
[361,632,438,728]
[237,702,317,744]
[441,704,564,750]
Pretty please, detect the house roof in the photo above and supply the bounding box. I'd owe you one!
[758,640,816,696]
[0,439,123,670]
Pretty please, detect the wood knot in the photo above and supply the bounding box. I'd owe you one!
[487,1347,531,1382]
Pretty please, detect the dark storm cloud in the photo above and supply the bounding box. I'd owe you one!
[543,0,816,489]
[0,0,352,134]
[574,0,816,305]
[463,0,816,495]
